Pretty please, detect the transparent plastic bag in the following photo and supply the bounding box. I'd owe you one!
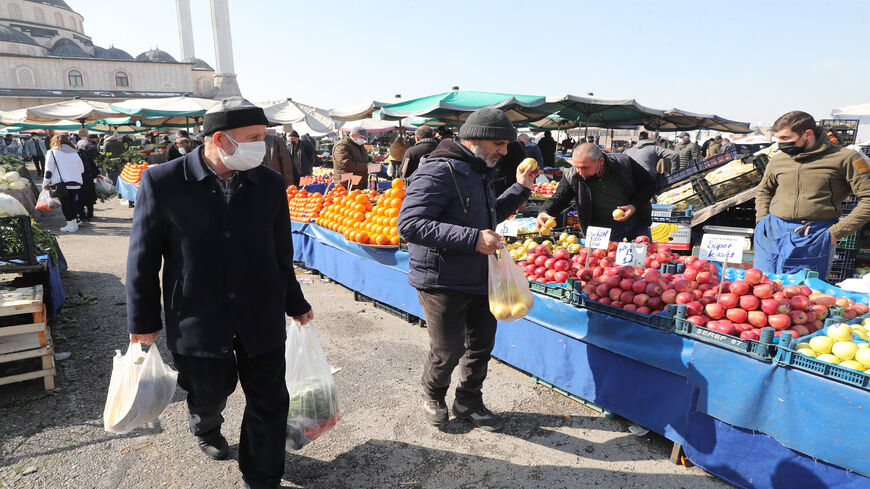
[285,321,340,450]
[487,243,534,321]
[103,342,178,433]
[94,175,118,198]
[35,188,59,211]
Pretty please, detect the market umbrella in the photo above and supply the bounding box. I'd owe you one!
[329,95,405,122]
[409,118,450,127]
[537,94,664,128]
[257,99,336,133]
[0,99,123,125]
[379,90,547,124]
[526,114,580,130]
[109,95,217,118]
[338,118,413,134]
[644,108,751,133]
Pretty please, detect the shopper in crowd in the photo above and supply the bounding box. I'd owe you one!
[492,139,528,197]
[674,132,699,171]
[754,111,870,277]
[104,134,126,159]
[387,134,409,177]
[263,132,295,186]
[722,138,737,154]
[655,138,674,174]
[398,108,539,432]
[75,127,90,149]
[586,135,596,145]
[624,131,680,177]
[401,125,438,179]
[536,142,656,242]
[75,134,101,221]
[518,134,544,167]
[126,97,313,489]
[299,134,317,177]
[706,135,723,158]
[43,135,84,233]
[24,134,47,173]
[1,134,22,158]
[166,130,191,160]
[538,130,557,166]
[560,135,576,153]
[435,126,454,141]
[173,137,196,157]
[332,127,370,189]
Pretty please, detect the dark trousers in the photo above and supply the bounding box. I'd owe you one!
[172,342,289,485]
[417,289,497,409]
[59,189,78,221]
[33,154,44,173]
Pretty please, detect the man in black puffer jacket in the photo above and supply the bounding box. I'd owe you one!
[398,108,538,431]
[537,143,656,242]
[401,125,439,179]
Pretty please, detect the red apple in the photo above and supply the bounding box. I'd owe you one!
[633,294,650,307]
[696,271,714,284]
[687,315,709,326]
[726,308,748,323]
[792,325,810,337]
[647,296,663,310]
[632,280,648,294]
[843,308,858,320]
[599,298,611,305]
[553,260,570,272]
[739,295,760,311]
[620,278,635,291]
[782,285,802,298]
[686,301,703,316]
[789,295,809,311]
[747,310,768,327]
[619,291,635,304]
[672,279,692,292]
[719,293,739,309]
[605,275,621,288]
[760,298,780,315]
[705,303,726,320]
[676,292,694,304]
[710,320,736,335]
[769,313,792,330]
[661,290,677,304]
[699,296,717,306]
[534,255,548,267]
[644,270,662,282]
[554,271,569,283]
[798,285,812,296]
[552,248,570,261]
[645,282,663,297]
[753,283,774,299]
[623,304,637,312]
[600,258,614,268]
[744,268,764,285]
[740,330,760,340]
[609,288,623,301]
[636,306,651,315]
[730,280,751,296]
[545,269,557,280]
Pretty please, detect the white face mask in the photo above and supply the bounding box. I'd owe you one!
[178,147,187,155]
[218,133,266,171]
[353,137,366,145]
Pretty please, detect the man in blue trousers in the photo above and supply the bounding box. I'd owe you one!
[754,110,870,278]
[125,97,313,489]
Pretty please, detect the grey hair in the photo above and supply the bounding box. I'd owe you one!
[573,142,603,160]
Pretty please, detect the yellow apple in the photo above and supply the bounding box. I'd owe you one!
[518,158,538,172]
[539,226,551,236]
[839,360,865,371]
[854,348,870,368]
[827,323,854,342]
[510,303,529,318]
[809,336,835,354]
[545,218,557,228]
[566,235,579,244]
[832,341,858,361]
[491,304,511,320]
[797,348,818,358]
[817,353,840,364]
[612,208,626,220]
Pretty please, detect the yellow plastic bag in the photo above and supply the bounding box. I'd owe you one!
[103,342,178,433]
[487,244,534,321]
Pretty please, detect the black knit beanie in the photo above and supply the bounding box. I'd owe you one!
[459,108,516,141]
[202,97,269,135]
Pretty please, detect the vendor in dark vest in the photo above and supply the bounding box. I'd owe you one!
[536,143,656,242]
[754,110,870,277]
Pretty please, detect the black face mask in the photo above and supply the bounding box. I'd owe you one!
[778,134,807,156]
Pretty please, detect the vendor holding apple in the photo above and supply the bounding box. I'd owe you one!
[755,111,870,277]
[536,143,657,242]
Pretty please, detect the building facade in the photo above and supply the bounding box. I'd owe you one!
[0,0,216,111]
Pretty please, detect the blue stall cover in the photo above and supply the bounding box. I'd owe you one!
[117,178,139,202]
[688,342,870,478]
[804,277,870,306]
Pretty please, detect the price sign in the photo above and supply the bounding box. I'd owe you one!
[585,226,611,250]
[615,242,647,268]
[699,234,745,264]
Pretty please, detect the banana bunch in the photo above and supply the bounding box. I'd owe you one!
[651,223,678,242]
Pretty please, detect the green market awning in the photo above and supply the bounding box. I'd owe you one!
[109,95,217,118]
[537,94,664,128]
[644,108,751,133]
[380,90,547,124]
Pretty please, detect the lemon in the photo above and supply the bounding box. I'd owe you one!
[809,336,835,354]
[840,360,865,371]
[817,353,840,364]
[832,341,859,361]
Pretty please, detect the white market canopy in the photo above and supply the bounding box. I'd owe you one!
[338,118,414,134]
[0,99,123,124]
[257,99,336,133]
[109,95,217,118]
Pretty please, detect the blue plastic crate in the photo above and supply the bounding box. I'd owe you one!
[672,317,779,362]
[568,287,679,332]
[720,268,819,284]
[775,329,870,391]
[529,281,572,302]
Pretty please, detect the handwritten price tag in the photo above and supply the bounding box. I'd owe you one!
[615,242,647,268]
[585,226,611,250]
[699,234,745,264]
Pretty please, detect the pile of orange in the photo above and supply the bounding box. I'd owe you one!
[314,178,406,245]
[288,184,347,222]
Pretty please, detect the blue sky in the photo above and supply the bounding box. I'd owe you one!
[69,0,870,126]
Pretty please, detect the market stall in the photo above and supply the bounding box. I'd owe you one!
[283,181,870,488]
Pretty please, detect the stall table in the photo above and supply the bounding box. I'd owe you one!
[290,222,870,489]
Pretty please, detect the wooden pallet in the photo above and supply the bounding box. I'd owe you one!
[0,285,55,390]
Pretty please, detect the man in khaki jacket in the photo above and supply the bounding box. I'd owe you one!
[754,110,870,277]
[332,127,370,189]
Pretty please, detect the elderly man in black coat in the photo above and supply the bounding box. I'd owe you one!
[125,97,313,489]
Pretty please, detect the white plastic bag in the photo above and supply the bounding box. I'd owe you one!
[94,175,118,198]
[285,321,340,450]
[488,244,534,321]
[103,342,178,433]
[35,188,59,212]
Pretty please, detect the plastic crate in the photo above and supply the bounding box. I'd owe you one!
[774,330,870,391]
[529,281,572,301]
[706,167,763,202]
[691,175,717,206]
[836,232,860,250]
[568,284,679,332]
[819,119,859,130]
[695,150,738,172]
[744,153,769,174]
[657,161,701,189]
[0,216,37,267]
[673,316,779,361]
[830,248,857,283]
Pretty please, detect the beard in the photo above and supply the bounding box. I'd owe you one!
[469,143,498,168]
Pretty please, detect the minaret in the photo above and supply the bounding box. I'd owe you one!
[209,0,242,98]
[175,0,195,61]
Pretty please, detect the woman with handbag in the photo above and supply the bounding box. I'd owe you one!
[43,134,84,232]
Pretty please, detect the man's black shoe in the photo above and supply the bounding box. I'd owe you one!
[197,434,229,460]
[422,398,449,426]
[452,401,504,432]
